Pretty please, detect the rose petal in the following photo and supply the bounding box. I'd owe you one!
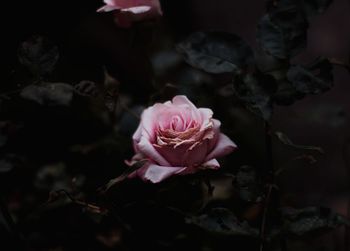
[121,6,151,14]
[198,108,213,126]
[142,164,186,183]
[202,159,220,169]
[205,133,237,161]
[97,4,121,12]
[132,123,142,150]
[172,95,196,108]
[157,140,208,167]
[137,136,171,166]
[172,95,201,124]
[141,103,166,140]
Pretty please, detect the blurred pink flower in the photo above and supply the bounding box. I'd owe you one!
[126,95,237,183]
[97,0,162,28]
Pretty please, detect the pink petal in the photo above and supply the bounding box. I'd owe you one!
[137,136,171,166]
[121,6,151,14]
[172,95,197,108]
[142,164,185,183]
[202,159,220,169]
[140,103,166,140]
[172,95,201,123]
[156,139,208,167]
[97,4,121,12]
[205,133,237,161]
[198,108,213,126]
[132,123,142,151]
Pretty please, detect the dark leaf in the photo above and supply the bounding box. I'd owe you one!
[272,80,303,105]
[0,154,22,173]
[74,80,100,98]
[0,159,13,173]
[287,59,333,95]
[302,0,333,17]
[275,131,324,154]
[281,207,350,236]
[20,82,73,106]
[233,72,276,120]
[17,36,59,76]
[254,49,289,74]
[234,166,262,202]
[177,31,254,74]
[186,208,259,237]
[257,1,308,59]
[103,69,120,112]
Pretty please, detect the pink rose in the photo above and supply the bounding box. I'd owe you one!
[126,95,237,183]
[97,0,162,28]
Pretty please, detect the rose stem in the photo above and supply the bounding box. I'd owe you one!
[260,121,287,251]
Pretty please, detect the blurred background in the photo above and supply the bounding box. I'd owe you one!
[1,0,350,250]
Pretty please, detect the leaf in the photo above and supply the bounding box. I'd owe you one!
[233,72,276,120]
[234,166,262,202]
[257,1,308,59]
[0,154,22,173]
[259,0,333,59]
[74,80,100,98]
[302,0,333,17]
[186,208,259,237]
[271,79,302,105]
[103,69,120,112]
[0,159,13,173]
[177,31,254,74]
[275,131,324,154]
[287,58,333,95]
[281,207,350,237]
[20,82,74,106]
[17,36,59,76]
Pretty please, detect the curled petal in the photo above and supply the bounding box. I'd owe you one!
[202,159,220,170]
[198,108,214,127]
[205,133,237,161]
[172,95,196,108]
[137,136,171,166]
[156,140,208,167]
[141,103,167,140]
[132,123,142,150]
[122,6,151,14]
[138,163,186,183]
[97,4,121,12]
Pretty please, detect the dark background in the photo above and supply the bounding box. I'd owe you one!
[1,0,350,250]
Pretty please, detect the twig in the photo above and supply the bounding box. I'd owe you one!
[260,121,287,251]
[47,189,107,215]
[260,184,273,251]
[260,122,274,251]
